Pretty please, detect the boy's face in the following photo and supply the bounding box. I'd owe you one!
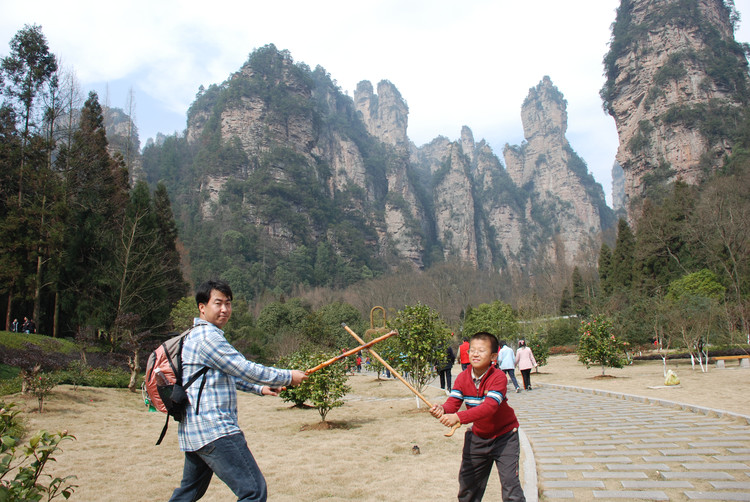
[469,338,497,372]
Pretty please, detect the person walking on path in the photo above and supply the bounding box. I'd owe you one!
[430,331,525,502]
[169,279,307,502]
[437,345,455,394]
[498,340,521,393]
[459,338,470,371]
[10,318,18,332]
[515,340,537,391]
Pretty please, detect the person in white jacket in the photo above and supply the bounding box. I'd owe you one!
[497,340,521,393]
[515,340,537,391]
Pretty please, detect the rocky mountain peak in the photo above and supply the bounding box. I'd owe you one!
[504,77,611,266]
[354,79,409,147]
[521,75,568,145]
[602,0,749,218]
[460,126,476,163]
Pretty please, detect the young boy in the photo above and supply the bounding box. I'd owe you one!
[430,331,525,502]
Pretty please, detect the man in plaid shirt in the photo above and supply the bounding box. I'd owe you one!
[169,280,307,502]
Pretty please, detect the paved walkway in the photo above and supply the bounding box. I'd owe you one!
[511,384,750,501]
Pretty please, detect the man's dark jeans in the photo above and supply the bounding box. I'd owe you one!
[169,432,267,502]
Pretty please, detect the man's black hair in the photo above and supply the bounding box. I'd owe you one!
[195,279,233,307]
[470,331,499,353]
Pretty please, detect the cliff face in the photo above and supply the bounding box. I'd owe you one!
[159,45,613,292]
[503,77,611,266]
[354,80,425,267]
[602,0,750,218]
[103,107,142,184]
[611,161,626,214]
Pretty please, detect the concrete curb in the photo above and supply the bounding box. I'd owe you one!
[537,382,750,425]
[519,427,538,502]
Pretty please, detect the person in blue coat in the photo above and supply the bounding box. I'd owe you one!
[498,340,521,393]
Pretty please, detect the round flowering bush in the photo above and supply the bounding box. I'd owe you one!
[576,315,625,375]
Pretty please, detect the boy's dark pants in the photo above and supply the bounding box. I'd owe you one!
[458,428,525,502]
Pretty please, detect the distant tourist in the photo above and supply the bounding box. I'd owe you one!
[515,340,537,391]
[10,318,18,332]
[459,337,470,370]
[498,340,521,393]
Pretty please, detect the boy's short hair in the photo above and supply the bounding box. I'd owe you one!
[195,279,233,307]
[470,331,499,353]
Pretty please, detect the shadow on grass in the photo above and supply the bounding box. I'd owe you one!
[299,417,374,431]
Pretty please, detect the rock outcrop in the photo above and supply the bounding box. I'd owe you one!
[602,0,750,219]
[503,77,611,266]
[103,106,143,184]
[154,45,613,291]
[354,80,425,268]
[611,161,626,215]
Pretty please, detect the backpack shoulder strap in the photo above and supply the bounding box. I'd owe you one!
[156,414,170,445]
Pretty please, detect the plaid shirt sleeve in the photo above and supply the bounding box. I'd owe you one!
[178,319,292,451]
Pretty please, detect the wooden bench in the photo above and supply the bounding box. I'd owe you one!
[713,355,750,369]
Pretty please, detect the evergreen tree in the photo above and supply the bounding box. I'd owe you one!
[571,266,588,316]
[0,24,57,205]
[559,286,572,315]
[0,106,25,328]
[598,242,613,296]
[610,218,636,291]
[633,183,695,295]
[153,182,188,308]
[59,91,129,332]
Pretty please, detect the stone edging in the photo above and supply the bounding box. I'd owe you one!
[518,427,538,502]
[537,382,750,425]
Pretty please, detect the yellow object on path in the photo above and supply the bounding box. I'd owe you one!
[664,369,680,386]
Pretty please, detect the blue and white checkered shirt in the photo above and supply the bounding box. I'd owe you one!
[177,318,292,452]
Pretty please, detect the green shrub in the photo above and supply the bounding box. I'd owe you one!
[23,368,58,414]
[0,377,22,397]
[545,318,579,347]
[0,402,25,439]
[0,426,77,500]
[279,350,350,421]
[577,315,627,375]
[523,332,549,367]
[54,366,131,389]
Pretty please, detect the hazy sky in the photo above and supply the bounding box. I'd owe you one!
[3,0,750,205]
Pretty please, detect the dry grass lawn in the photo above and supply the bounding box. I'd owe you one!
[7,352,749,501]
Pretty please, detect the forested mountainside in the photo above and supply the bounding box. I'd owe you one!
[142,45,612,300]
[602,0,750,219]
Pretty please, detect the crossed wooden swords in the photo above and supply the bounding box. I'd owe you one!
[304,323,461,437]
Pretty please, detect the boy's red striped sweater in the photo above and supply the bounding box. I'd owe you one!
[442,365,519,439]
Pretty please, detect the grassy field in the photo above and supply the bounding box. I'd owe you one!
[2,351,747,500]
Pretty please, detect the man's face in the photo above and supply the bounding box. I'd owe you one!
[198,289,232,329]
[469,338,497,371]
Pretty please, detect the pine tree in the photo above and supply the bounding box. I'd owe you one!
[610,218,635,291]
[0,24,57,205]
[598,242,613,296]
[571,266,588,316]
[559,286,572,315]
[633,183,695,295]
[59,91,129,332]
[152,182,188,311]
